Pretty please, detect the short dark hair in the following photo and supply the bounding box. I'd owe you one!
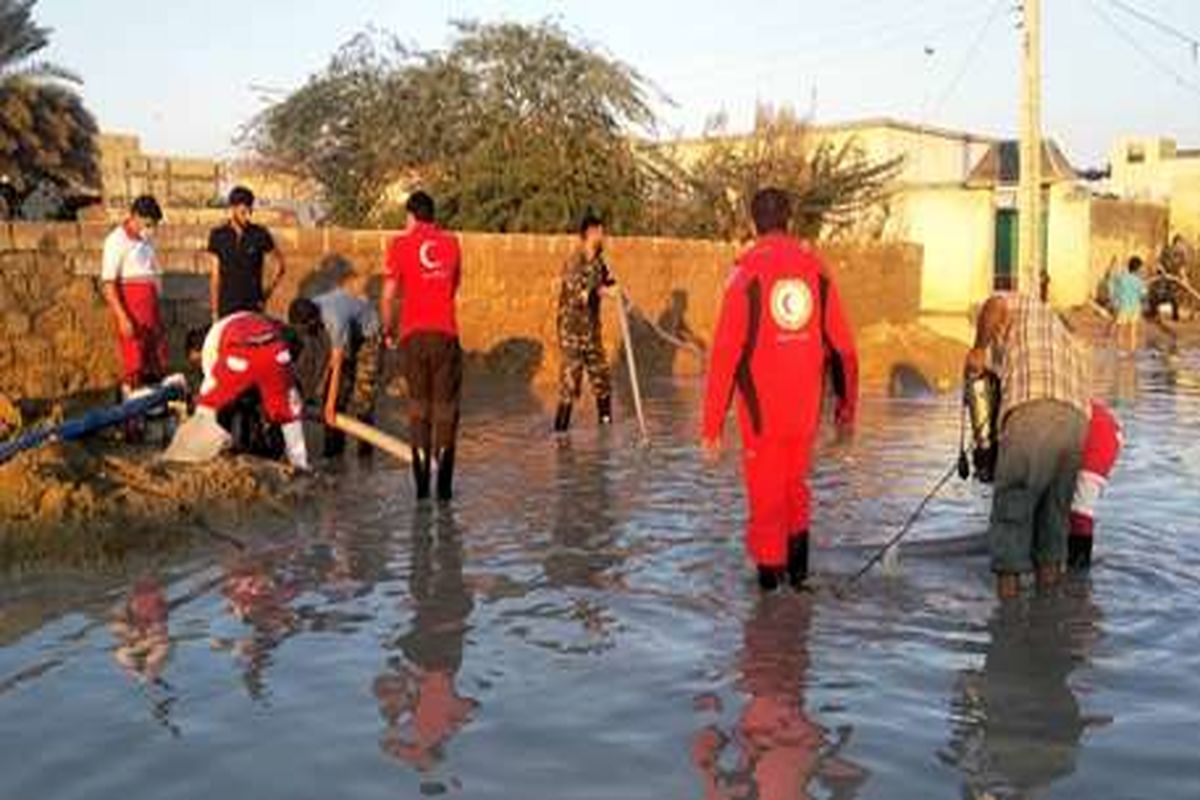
[130,195,163,223]
[1129,256,1144,272]
[185,326,209,355]
[228,186,255,208]
[578,213,604,238]
[405,191,435,223]
[750,188,792,235]
[288,298,323,331]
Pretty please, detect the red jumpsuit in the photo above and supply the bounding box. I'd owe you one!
[702,234,858,568]
[1070,400,1122,539]
[198,312,302,425]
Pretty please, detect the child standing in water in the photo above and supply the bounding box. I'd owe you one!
[1110,256,1147,353]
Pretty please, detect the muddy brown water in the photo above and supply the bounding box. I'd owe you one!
[1,351,1198,799]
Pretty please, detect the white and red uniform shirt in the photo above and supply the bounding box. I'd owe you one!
[1070,400,1122,538]
[198,312,302,426]
[384,222,462,340]
[102,222,162,291]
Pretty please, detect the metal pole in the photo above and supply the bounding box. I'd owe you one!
[1018,0,1044,294]
[616,290,649,443]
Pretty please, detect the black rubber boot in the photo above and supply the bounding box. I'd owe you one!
[788,534,810,589]
[436,447,456,503]
[411,447,432,501]
[757,566,785,592]
[597,396,613,426]
[553,402,573,433]
[1067,534,1093,570]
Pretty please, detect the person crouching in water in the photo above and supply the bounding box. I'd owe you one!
[702,188,859,592]
[310,258,382,458]
[1068,400,1122,570]
[965,293,1091,599]
[553,213,619,433]
[172,312,309,471]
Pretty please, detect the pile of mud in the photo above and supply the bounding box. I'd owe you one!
[0,440,304,568]
[856,321,966,396]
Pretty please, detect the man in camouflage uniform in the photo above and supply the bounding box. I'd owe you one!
[554,214,617,433]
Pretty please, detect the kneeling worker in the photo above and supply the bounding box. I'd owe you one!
[167,313,309,470]
[702,188,858,591]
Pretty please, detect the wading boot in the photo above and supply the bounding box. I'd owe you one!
[553,402,573,433]
[787,534,810,590]
[597,396,613,426]
[757,566,785,592]
[436,447,456,503]
[1067,535,1093,571]
[411,447,432,501]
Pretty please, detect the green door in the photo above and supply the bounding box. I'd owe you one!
[994,209,1018,291]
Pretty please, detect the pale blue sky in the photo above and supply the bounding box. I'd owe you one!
[37,0,1200,166]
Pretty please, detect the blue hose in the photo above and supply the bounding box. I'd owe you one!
[0,381,185,466]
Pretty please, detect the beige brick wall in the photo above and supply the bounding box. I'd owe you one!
[0,222,923,403]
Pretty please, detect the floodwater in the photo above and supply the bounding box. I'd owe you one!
[2,352,1199,799]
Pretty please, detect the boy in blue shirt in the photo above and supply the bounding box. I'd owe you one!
[1109,256,1147,352]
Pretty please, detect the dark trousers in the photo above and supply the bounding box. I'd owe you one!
[404,332,463,451]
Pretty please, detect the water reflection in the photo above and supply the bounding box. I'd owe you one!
[693,596,868,800]
[943,586,1106,799]
[216,550,301,701]
[375,511,477,776]
[546,444,623,591]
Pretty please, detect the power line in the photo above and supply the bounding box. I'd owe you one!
[1107,0,1200,57]
[1089,0,1200,98]
[929,0,1009,116]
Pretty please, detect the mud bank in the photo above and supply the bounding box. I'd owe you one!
[0,440,305,568]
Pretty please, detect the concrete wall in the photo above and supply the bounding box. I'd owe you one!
[888,185,995,318]
[1089,198,1171,296]
[1046,183,1095,308]
[0,223,924,403]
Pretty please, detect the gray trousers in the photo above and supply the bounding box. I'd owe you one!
[988,400,1087,574]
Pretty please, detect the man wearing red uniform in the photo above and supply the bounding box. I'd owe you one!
[702,189,858,591]
[382,192,463,502]
[102,195,167,437]
[1068,400,1122,569]
[184,312,308,470]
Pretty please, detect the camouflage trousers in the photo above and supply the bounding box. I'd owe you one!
[558,332,611,405]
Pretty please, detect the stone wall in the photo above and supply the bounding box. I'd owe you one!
[0,222,924,403]
[1090,198,1170,290]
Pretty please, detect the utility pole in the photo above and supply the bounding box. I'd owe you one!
[1017,0,1043,295]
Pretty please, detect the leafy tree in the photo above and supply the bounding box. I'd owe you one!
[0,0,100,213]
[247,21,661,231]
[653,106,902,241]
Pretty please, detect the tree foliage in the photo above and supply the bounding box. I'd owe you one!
[0,0,99,210]
[246,21,661,231]
[652,106,902,241]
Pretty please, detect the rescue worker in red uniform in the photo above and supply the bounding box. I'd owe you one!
[702,189,858,591]
[185,312,309,470]
[1068,400,1122,570]
[381,191,464,502]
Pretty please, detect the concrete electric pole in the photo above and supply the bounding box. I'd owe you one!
[1018,0,1044,295]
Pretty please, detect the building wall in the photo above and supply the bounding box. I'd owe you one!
[1107,136,1200,240]
[96,133,223,209]
[0,223,923,403]
[888,185,995,319]
[1089,198,1170,296]
[1046,183,1095,308]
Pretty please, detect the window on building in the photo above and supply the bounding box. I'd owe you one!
[1127,144,1146,164]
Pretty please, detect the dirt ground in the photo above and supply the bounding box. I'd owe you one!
[0,438,307,569]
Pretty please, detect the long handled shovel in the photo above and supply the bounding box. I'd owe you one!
[616,290,649,444]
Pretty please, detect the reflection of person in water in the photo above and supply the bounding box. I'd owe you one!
[692,597,869,800]
[110,575,171,683]
[375,515,477,774]
[545,445,623,592]
[220,554,300,700]
[944,589,1104,798]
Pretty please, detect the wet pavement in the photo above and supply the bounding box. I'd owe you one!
[1,350,1198,799]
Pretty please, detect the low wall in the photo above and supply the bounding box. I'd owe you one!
[0,222,924,403]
